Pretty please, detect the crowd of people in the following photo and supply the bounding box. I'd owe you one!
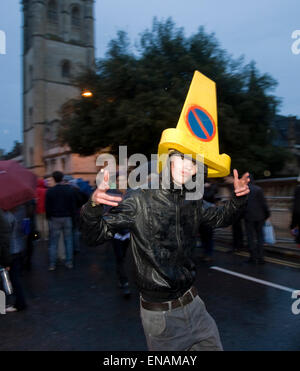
[0,167,299,318]
[0,171,93,312]
[199,174,271,265]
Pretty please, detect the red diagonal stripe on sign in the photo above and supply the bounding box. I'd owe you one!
[191,108,210,139]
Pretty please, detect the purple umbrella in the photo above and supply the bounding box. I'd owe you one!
[0,160,37,211]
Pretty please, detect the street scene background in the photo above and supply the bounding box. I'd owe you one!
[0,0,300,352]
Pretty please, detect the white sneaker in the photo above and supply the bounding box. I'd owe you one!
[6,306,18,313]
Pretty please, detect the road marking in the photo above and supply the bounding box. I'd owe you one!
[214,246,300,269]
[235,251,300,269]
[210,266,297,293]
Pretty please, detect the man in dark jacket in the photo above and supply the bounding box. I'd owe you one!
[244,175,270,264]
[0,208,11,269]
[81,152,250,351]
[45,171,79,270]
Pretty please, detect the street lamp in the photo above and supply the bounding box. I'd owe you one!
[81,90,93,98]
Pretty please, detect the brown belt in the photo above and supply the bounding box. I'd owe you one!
[141,286,198,311]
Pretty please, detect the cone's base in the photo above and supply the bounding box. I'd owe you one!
[157,128,231,178]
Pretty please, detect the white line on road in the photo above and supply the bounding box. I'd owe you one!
[210,266,297,293]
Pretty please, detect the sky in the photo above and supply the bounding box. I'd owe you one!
[0,0,299,152]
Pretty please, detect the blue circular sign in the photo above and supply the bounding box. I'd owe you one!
[185,105,216,142]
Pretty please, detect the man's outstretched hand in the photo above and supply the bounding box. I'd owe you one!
[233,169,250,197]
[91,170,122,207]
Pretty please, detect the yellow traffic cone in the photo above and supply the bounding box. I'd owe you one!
[157,70,231,177]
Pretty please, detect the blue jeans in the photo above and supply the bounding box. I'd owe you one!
[73,227,81,252]
[48,217,73,266]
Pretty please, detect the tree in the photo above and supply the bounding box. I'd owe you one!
[0,148,5,160]
[59,18,289,178]
[1,141,23,160]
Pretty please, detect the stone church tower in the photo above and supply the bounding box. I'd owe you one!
[22,0,97,181]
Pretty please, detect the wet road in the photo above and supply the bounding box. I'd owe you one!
[0,241,299,351]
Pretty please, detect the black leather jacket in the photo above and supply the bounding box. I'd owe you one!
[81,185,248,302]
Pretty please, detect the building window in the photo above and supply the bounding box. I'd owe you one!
[51,158,56,172]
[29,66,33,88]
[45,160,49,174]
[71,6,81,28]
[29,107,33,128]
[62,60,71,78]
[47,0,58,23]
[29,148,34,167]
[61,157,66,172]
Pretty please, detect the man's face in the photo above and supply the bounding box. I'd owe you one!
[170,154,197,186]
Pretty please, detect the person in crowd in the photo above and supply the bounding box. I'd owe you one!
[45,171,79,271]
[224,175,245,252]
[81,150,250,351]
[290,182,300,248]
[2,204,28,312]
[65,177,89,254]
[23,199,37,271]
[36,178,48,241]
[0,208,11,270]
[244,175,270,264]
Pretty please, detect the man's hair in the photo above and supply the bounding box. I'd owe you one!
[52,171,64,183]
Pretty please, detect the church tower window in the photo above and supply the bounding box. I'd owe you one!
[47,0,58,23]
[61,61,71,77]
[71,6,81,28]
[29,65,33,89]
[29,148,34,167]
[29,107,33,128]
[62,60,71,78]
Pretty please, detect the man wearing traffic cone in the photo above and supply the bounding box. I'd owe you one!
[81,71,250,351]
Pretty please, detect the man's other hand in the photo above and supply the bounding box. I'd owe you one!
[233,169,250,197]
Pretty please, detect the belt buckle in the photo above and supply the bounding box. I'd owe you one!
[189,287,195,299]
[166,288,197,311]
[182,289,193,306]
[178,295,185,307]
